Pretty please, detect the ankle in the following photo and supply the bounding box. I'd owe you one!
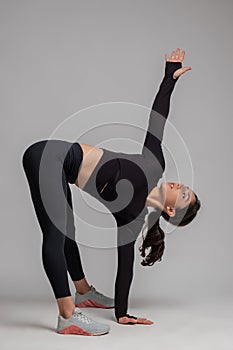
[73,278,91,295]
[60,308,75,319]
[57,295,76,319]
[76,286,91,295]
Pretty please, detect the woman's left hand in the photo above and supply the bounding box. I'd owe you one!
[165,47,192,79]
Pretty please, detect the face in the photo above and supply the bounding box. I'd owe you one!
[160,182,196,211]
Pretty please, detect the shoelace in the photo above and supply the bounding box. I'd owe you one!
[73,310,93,324]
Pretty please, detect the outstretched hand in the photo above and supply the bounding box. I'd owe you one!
[118,315,154,325]
[165,47,192,79]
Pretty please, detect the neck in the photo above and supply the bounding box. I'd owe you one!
[145,185,164,211]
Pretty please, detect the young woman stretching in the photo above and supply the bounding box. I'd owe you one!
[22,48,201,336]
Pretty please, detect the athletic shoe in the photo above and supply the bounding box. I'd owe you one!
[56,307,110,336]
[75,285,114,309]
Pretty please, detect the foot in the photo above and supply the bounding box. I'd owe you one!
[56,307,110,336]
[75,285,114,309]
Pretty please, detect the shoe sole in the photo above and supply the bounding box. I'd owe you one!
[57,325,109,336]
[75,299,114,308]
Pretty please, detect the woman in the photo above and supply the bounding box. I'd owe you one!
[22,48,201,336]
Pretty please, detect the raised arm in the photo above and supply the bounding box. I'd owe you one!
[141,48,191,167]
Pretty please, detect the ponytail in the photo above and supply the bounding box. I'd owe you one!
[139,210,165,266]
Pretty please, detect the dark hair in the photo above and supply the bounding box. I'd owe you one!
[139,193,201,266]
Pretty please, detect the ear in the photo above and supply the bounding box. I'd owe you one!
[165,206,176,217]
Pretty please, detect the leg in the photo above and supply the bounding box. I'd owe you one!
[63,182,91,294]
[22,141,111,334]
[63,178,114,307]
[22,140,76,317]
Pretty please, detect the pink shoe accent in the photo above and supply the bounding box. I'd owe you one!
[57,324,108,336]
[75,299,114,309]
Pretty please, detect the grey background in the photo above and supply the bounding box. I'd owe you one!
[0,0,233,348]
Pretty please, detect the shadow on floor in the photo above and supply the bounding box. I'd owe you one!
[2,321,54,332]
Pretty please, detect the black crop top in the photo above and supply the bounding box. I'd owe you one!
[81,61,182,319]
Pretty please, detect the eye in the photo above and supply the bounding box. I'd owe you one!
[182,192,186,198]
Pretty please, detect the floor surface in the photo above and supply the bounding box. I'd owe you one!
[1,296,232,350]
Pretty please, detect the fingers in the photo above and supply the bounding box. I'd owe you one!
[165,48,186,62]
[136,318,154,325]
[175,48,180,60]
[183,66,192,72]
[180,49,185,62]
[173,66,192,79]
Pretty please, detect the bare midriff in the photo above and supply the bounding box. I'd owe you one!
[75,143,104,189]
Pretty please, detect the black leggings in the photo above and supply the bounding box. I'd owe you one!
[22,139,85,299]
